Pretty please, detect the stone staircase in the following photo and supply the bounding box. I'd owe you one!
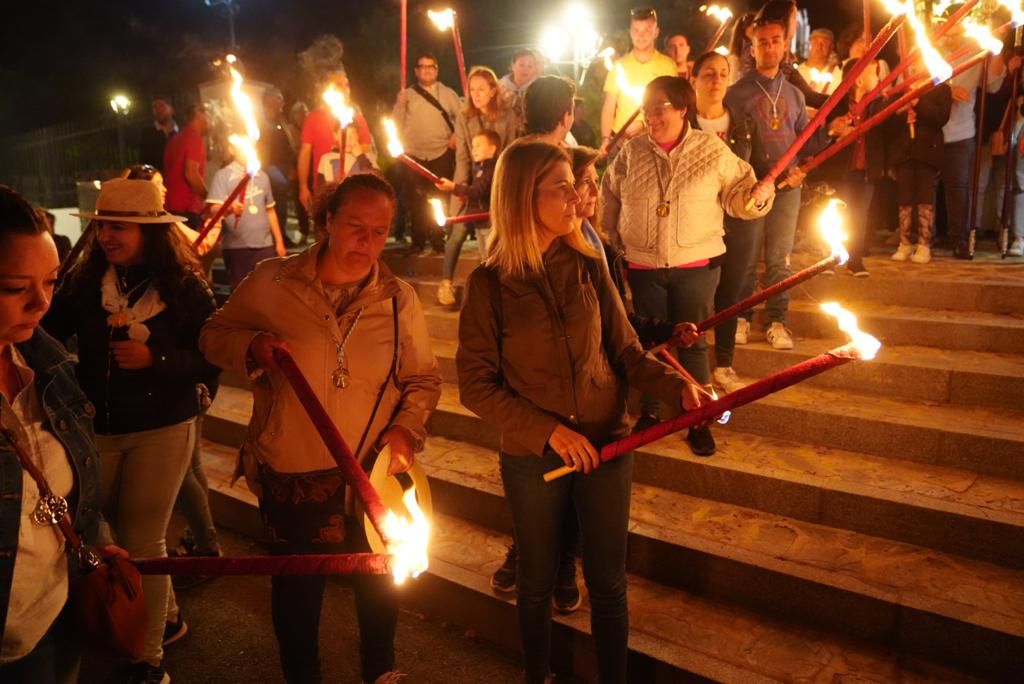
[201,244,1024,682]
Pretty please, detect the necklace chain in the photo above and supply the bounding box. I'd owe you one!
[755,76,785,129]
[331,307,364,389]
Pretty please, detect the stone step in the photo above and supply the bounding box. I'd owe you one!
[206,385,1024,570]
[197,439,1008,682]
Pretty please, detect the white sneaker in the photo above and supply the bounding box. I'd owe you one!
[1009,237,1023,257]
[911,244,932,264]
[766,322,794,350]
[735,318,749,345]
[891,243,914,261]
[713,366,746,393]
[436,279,456,306]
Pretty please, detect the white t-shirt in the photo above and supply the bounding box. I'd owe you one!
[697,112,731,144]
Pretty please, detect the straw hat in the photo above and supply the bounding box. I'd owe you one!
[363,444,433,554]
[73,178,187,224]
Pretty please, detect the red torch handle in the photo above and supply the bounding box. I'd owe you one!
[605,107,643,154]
[853,0,980,117]
[133,553,391,576]
[445,212,491,225]
[544,345,862,481]
[452,20,469,98]
[797,50,991,178]
[399,155,443,185]
[706,18,734,53]
[193,173,250,250]
[400,0,408,92]
[696,254,839,333]
[759,14,905,186]
[266,349,392,547]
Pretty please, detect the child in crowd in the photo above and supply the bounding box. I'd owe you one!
[316,118,378,185]
[434,129,500,306]
[208,141,287,289]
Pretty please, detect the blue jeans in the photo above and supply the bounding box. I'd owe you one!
[942,137,976,248]
[746,187,801,325]
[442,222,490,280]
[628,264,719,416]
[500,450,633,684]
[714,216,762,368]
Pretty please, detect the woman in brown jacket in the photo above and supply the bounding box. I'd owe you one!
[200,173,442,684]
[457,140,700,684]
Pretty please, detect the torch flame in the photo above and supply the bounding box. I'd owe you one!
[703,4,734,23]
[809,67,835,87]
[998,0,1024,28]
[383,118,404,158]
[963,19,1004,55]
[430,198,447,227]
[322,84,355,128]
[384,487,430,584]
[820,302,882,360]
[708,388,732,424]
[714,46,730,55]
[228,66,261,174]
[904,3,954,84]
[818,199,850,264]
[599,46,616,72]
[615,64,646,108]
[428,8,455,31]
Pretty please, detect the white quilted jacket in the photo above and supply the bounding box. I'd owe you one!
[600,127,772,268]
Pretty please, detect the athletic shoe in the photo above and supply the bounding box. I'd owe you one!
[713,366,745,394]
[437,280,456,306]
[891,243,913,261]
[162,616,188,647]
[845,260,869,277]
[911,245,932,264]
[126,663,170,684]
[735,318,749,345]
[490,543,517,594]
[1008,237,1023,257]
[687,426,716,456]
[553,557,582,614]
[767,322,794,350]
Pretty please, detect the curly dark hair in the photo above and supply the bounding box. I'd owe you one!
[0,185,48,245]
[66,220,206,319]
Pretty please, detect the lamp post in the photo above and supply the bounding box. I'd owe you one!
[204,0,240,51]
[109,94,132,169]
[538,4,601,82]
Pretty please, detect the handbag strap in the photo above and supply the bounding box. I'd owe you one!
[412,84,456,133]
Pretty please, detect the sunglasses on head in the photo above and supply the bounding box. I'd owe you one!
[630,7,657,21]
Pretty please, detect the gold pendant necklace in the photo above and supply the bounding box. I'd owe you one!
[756,76,785,131]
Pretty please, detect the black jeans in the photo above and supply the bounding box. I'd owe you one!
[895,160,940,206]
[260,469,397,684]
[835,173,875,265]
[942,137,976,247]
[628,264,720,415]
[500,450,633,684]
[399,149,455,249]
[714,216,762,368]
[0,604,78,684]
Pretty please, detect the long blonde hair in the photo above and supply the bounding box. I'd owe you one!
[487,139,597,279]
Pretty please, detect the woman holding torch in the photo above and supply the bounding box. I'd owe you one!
[457,139,702,684]
[199,173,441,684]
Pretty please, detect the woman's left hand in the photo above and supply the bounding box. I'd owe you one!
[669,322,701,348]
[110,341,154,369]
[379,425,416,474]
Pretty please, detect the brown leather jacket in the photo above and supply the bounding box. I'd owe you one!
[200,243,442,494]
[457,239,688,457]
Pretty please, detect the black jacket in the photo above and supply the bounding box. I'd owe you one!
[600,242,676,349]
[888,84,953,170]
[822,95,888,183]
[689,105,754,163]
[43,267,220,435]
[454,158,496,228]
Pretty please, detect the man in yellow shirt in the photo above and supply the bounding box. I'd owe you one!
[600,7,678,153]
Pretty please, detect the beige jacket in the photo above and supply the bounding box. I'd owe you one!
[601,127,773,268]
[200,243,442,495]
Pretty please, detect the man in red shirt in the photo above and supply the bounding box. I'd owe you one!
[164,104,209,229]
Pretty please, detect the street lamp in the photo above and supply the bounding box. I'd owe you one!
[204,0,240,51]
[537,4,602,82]
[110,94,132,169]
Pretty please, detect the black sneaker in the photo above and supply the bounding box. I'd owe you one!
[127,662,170,684]
[846,259,869,278]
[687,426,716,457]
[953,243,973,260]
[162,615,188,647]
[632,413,660,434]
[553,556,581,614]
[490,543,517,594]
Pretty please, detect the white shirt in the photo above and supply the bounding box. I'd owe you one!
[0,348,74,663]
[697,112,731,143]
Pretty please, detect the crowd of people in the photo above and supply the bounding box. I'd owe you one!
[1,2,1023,684]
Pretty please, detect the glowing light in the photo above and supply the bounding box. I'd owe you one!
[998,0,1024,28]
[931,0,955,16]
[615,64,645,107]
[383,119,404,158]
[900,1,953,84]
[818,199,850,264]
[384,487,430,584]
[599,46,616,71]
[714,45,730,55]
[430,198,447,227]
[709,388,732,424]
[540,24,569,61]
[820,302,881,360]
[226,53,237,64]
[809,67,835,87]
[963,19,1004,55]
[109,94,131,114]
[322,84,354,128]
[228,65,261,174]
[703,4,734,23]
[428,8,455,31]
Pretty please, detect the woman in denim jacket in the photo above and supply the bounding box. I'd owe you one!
[0,186,112,682]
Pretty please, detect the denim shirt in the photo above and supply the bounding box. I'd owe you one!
[0,330,101,635]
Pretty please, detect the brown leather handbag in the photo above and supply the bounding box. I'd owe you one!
[6,428,148,660]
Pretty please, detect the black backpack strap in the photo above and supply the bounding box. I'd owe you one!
[412,84,456,133]
[354,296,400,460]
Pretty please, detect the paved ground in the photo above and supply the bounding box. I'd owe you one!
[82,524,526,684]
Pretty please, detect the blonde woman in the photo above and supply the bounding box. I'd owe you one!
[457,139,700,684]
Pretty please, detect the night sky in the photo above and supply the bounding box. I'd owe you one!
[1,0,861,135]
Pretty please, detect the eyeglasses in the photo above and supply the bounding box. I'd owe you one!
[630,7,657,21]
[642,101,676,118]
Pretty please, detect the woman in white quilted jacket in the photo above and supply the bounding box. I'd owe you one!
[600,75,774,456]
